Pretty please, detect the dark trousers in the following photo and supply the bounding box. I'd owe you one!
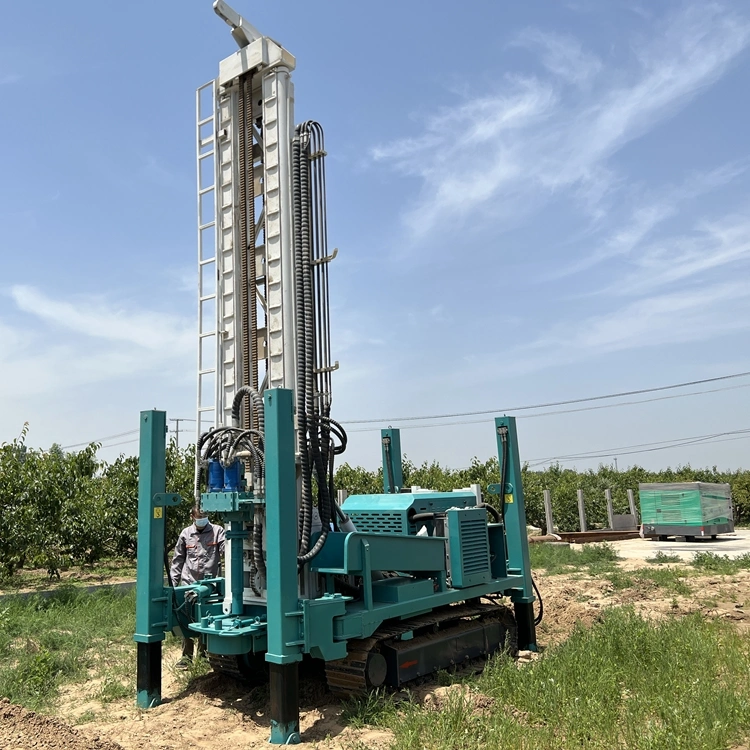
[182,637,206,659]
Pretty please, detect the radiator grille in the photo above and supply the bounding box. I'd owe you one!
[446,508,491,588]
[348,511,405,534]
[460,518,491,576]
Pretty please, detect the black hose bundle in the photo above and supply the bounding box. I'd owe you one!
[194,387,267,591]
[293,121,347,567]
[498,425,509,522]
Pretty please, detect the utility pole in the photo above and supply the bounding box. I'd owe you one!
[169,419,182,448]
[614,456,618,472]
[169,418,186,449]
[168,418,196,449]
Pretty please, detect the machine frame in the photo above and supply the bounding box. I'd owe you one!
[134,4,538,745]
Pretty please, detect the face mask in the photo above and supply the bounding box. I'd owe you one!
[194,516,209,529]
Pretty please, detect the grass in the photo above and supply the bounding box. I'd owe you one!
[0,586,136,711]
[529,542,619,575]
[604,568,692,597]
[645,551,682,565]
[0,559,136,592]
[344,608,750,749]
[689,552,750,576]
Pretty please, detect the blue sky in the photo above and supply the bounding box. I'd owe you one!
[2,1,750,472]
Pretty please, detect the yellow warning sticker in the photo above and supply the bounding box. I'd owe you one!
[504,494,514,504]
[154,507,163,519]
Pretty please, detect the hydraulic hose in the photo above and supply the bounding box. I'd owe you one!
[498,425,509,522]
[484,503,501,523]
[532,575,544,626]
[383,437,395,493]
[293,135,312,555]
[231,386,263,431]
[291,122,347,567]
[193,462,202,504]
[253,514,266,583]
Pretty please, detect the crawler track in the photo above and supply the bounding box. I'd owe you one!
[325,602,517,697]
[207,651,268,685]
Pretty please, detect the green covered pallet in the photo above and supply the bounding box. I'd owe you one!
[639,482,734,540]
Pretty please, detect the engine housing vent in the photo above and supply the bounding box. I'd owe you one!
[445,507,491,588]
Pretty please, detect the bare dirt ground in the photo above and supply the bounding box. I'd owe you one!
[0,698,123,750]
[6,551,750,749]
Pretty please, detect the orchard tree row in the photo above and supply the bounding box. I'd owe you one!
[1,427,748,575]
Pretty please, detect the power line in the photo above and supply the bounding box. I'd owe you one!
[99,438,139,449]
[527,428,750,468]
[531,428,750,463]
[62,429,139,450]
[529,434,750,468]
[55,370,750,449]
[61,418,196,451]
[345,381,750,433]
[342,369,750,425]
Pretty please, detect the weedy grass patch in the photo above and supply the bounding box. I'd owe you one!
[0,559,137,592]
[0,586,136,711]
[645,551,682,565]
[633,567,692,596]
[529,542,619,575]
[345,608,750,750]
[690,552,750,576]
[604,568,692,597]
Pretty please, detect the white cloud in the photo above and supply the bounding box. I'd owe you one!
[561,161,748,276]
[10,285,193,354]
[371,4,750,240]
[613,213,750,296]
[504,281,750,376]
[371,78,557,237]
[0,286,194,398]
[512,29,602,86]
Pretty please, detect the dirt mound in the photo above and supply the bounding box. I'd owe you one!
[421,684,496,716]
[77,664,391,750]
[0,698,123,750]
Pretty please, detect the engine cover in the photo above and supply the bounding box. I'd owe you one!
[341,491,478,535]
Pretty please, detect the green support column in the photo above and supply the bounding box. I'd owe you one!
[494,416,537,650]
[134,410,168,708]
[264,389,302,745]
[381,428,403,494]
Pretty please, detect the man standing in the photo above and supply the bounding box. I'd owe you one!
[170,504,226,668]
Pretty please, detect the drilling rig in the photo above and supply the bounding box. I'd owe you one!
[134,3,538,744]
